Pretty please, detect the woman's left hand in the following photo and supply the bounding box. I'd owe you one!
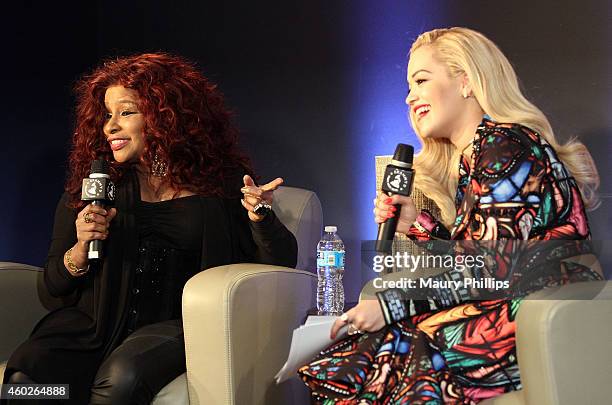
[240,175,284,222]
[330,300,386,339]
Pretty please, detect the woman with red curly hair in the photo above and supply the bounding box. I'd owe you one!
[3,53,297,404]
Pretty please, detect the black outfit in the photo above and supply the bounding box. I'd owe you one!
[123,195,203,338]
[3,169,297,404]
[90,320,185,404]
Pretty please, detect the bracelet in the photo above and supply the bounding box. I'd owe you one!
[64,247,89,276]
[376,289,409,324]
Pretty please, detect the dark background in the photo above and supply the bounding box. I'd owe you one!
[1,0,610,301]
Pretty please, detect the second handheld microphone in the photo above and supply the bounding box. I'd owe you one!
[375,144,415,253]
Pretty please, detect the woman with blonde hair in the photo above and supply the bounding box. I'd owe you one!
[299,27,602,403]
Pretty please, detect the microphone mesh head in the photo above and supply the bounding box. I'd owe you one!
[90,159,109,175]
[393,144,414,165]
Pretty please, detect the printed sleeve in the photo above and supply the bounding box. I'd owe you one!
[377,127,546,323]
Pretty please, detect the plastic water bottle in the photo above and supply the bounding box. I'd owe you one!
[316,226,345,315]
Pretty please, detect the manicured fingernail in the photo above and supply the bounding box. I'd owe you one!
[387,212,394,218]
[390,206,397,212]
[384,198,392,204]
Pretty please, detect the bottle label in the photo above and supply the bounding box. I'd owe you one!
[317,251,345,267]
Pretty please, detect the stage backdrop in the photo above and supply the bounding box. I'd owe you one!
[1,0,610,301]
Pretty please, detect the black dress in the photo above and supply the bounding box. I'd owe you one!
[124,195,203,337]
[4,169,298,404]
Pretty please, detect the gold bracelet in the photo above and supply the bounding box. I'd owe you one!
[64,247,89,276]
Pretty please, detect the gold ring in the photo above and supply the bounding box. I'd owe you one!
[348,324,362,335]
[83,212,94,223]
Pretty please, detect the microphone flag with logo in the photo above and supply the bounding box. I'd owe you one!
[81,159,115,260]
[375,144,414,253]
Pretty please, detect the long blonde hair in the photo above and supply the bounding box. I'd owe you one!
[410,27,600,227]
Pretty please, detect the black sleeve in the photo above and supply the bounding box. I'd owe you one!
[248,210,298,268]
[43,192,87,297]
[228,197,298,268]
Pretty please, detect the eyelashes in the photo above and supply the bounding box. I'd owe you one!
[104,111,138,120]
[408,79,428,93]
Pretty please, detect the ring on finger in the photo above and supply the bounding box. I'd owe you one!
[253,201,272,216]
[83,212,94,224]
[348,323,362,335]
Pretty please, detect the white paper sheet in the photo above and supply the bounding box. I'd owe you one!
[275,315,348,384]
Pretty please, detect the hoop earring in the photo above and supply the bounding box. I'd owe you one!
[152,153,168,177]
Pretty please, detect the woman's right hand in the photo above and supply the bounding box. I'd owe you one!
[373,191,418,235]
[71,204,118,267]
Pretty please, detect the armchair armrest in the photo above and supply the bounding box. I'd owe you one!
[182,263,316,405]
[361,271,612,405]
[514,281,612,405]
[0,262,47,363]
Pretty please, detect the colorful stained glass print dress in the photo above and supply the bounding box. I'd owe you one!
[299,117,602,404]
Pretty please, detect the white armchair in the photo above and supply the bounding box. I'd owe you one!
[0,185,322,405]
[180,186,320,405]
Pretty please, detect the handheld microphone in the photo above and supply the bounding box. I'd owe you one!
[81,160,115,261]
[375,144,415,253]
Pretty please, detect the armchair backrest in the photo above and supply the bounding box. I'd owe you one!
[359,156,449,299]
[272,186,322,272]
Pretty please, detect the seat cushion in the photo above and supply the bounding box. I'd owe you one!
[151,372,189,405]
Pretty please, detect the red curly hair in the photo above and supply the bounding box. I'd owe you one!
[66,52,253,207]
